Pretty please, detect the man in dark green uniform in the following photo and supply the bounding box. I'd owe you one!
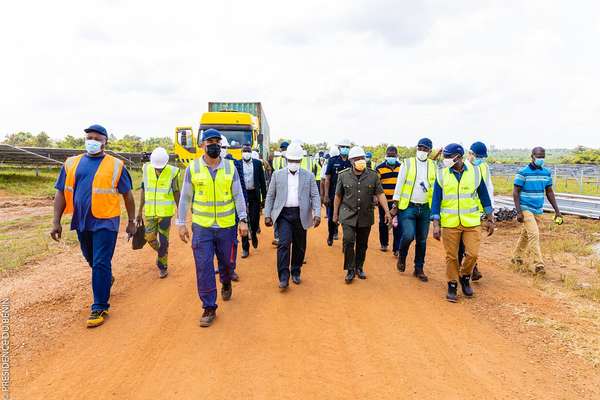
[333,146,391,283]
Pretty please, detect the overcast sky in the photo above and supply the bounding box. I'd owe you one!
[1,0,599,149]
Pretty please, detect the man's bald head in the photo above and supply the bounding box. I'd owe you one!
[532,147,545,158]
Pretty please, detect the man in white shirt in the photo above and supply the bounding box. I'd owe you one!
[264,143,321,290]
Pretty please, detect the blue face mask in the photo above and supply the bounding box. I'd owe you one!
[385,157,397,165]
[472,158,485,167]
[85,139,103,155]
[339,147,350,156]
[534,158,545,167]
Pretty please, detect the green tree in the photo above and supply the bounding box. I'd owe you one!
[32,131,52,147]
[56,134,85,149]
[109,135,144,152]
[2,131,35,146]
[142,137,173,152]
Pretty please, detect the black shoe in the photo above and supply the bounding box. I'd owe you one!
[357,268,366,279]
[459,275,474,297]
[327,238,333,246]
[241,249,249,258]
[292,275,301,285]
[279,279,289,291]
[471,265,482,281]
[231,271,239,282]
[221,282,232,301]
[393,250,399,257]
[333,233,339,240]
[396,257,406,272]
[200,308,216,327]
[413,269,428,282]
[251,236,258,249]
[447,281,458,303]
[159,269,168,279]
[345,269,355,284]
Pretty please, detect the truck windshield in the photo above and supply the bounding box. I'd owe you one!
[199,130,252,148]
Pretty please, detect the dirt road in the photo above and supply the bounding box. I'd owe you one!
[10,220,600,399]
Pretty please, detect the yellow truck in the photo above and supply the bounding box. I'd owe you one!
[174,102,270,166]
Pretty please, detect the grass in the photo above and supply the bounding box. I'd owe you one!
[492,175,600,196]
[0,167,61,197]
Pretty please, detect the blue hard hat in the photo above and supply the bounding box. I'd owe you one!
[470,141,488,157]
[366,151,373,158]
[443,143,464,157]
[280,141,289,149]
[201,128,222,141]
[417,137,432,150]
[84,124,108,137]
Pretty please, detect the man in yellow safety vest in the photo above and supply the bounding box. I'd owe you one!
[176,129,248,327]
[136,147,180,279]
[431,143,495,303]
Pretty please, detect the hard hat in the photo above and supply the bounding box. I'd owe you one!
[201,128,221,141]
[443,143,464,157]
[470,141,488,157]
[336,138,351,147]
[348,146,366,159]
[365,151,373,158]
[220,135,230,148]
[251,150,260,159]
[329,145,340,157]
[150,147,170,169]
[280,141,289,150]
[285,143,304,161]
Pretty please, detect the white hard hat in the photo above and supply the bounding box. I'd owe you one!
[220,135,230,148]
[251,151,259,159]
[336,138,351,147]
[348,146,366,159]
[150,147,169,169]
[285,143,304,161]
[329,145,340,157]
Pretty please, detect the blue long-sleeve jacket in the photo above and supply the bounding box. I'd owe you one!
[431,164,493,220]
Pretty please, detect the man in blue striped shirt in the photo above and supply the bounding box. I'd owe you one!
[512,147,562,275]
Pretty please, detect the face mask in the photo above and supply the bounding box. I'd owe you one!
[206,143,221,159]
[85,139,103,155]
[353,159,366,171]
[472,158,484,167]
[288,162,299,172]
[534,158,545,167]
[339,147,349,157]
[416,150,429,161]
[385,157,397,165]
[442,157,457,168]
[242,152,252,161]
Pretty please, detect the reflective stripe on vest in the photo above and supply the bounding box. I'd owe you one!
[315,162,322,180]
[64,154,124,219]
[143,163,178,217]
[437,164,481,228]
[273,156,286,170]
[476,162,491,213]
[300,156,312,172]
[189,158,236,228]
[397,158,437,210]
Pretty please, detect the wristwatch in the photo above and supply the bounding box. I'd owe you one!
[239,218,248,224]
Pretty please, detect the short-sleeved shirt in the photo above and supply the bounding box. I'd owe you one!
[375,161,400,202]
[55,154,133,232]
[335,168,384,227]
[514,163,552,215]
[325,155,352,199]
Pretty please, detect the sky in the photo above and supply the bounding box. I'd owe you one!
[1,0,599,149]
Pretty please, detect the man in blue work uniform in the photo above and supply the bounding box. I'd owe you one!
[50,124,136,328]
[323,138,352,246]
[177,129,248,327]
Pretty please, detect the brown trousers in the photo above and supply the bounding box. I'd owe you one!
[512,211,544,268]
[442,225,481,282]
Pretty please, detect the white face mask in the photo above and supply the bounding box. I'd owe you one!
[85,139,103,155]
[220,148,228,158]
[288,163,300,172]
[242,152,252,161]
[442,157,457,168]
[416,150,429,161]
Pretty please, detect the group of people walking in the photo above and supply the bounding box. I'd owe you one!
[50,124,562,328]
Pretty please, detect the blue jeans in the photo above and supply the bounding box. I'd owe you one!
[379,202,401,251]
[77,229,118,312]
[192,225,237,310]
[398,203,431,270]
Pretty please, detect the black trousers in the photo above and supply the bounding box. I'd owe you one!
[276,207,307,282]
[342,224,371,271]
[326,201,339,241]
[242,189,261,251]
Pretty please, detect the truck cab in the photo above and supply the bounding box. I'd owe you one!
[199,111,258,160]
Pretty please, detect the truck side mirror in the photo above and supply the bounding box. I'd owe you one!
[257,133,263,145]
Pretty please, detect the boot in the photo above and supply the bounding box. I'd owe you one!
[413,268,428,282]
[396,257,406,272]
[199,308,216,327]
[471,264,482,281]
[447,281,458,303]
[221,282,232,301]
[356,267,366,279]
[459,275,474,297]
[345,269,355,284]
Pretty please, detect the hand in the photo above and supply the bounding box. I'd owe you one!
[384,212,392,225]
[135,214,144,227]
[313,216,321,228]
[332,214,339,224]
[516,211,524,223]
[554,212,563,225]
[322,196,330,206]
[126,221,137,238]
[432,221,441,241]
[390,206,398,217]
[178,225,190,243]
[239,221,249,237]
[485,218,495,236]
[50,221,62,242]
[265,217,273,227]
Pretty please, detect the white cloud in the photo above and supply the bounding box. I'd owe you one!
[1,0,599,148]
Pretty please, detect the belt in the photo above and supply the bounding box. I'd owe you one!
[409,202,429,207]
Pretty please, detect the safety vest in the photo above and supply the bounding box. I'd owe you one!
[189,158,236,228]
[477,162,492,213]
[64,154,124,219]
[437,163,481,228]
[301,156,312,172]
[143,163,179,217]
[397,158,437,210]
[314,161,323,180]
[273,156,286,170]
